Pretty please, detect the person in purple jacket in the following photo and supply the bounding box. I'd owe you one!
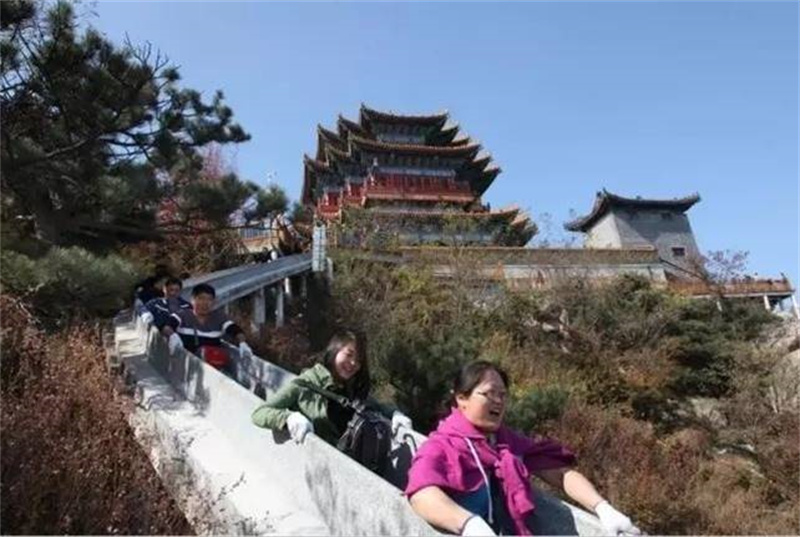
[405,361,641,536]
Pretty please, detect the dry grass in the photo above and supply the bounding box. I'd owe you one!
[543,402,799,535]
[0,294,193,535]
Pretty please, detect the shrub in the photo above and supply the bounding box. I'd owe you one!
[1,247,139,323]
[664,299,775,398]
[543,403,707,534]
[722,348,799,511]
[324,258,778,431]
[328,254,484,430]
[505,385,569,433]
[689,453,799,534]
[321,248,796,533]
[630,389,679,427]
[0,295,192,534]
[551,274,682,354]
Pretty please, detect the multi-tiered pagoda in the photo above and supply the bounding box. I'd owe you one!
[301,105,535,246]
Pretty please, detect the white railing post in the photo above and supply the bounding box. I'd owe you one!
[253,287,266,329]
[312,222,327,273]
[275,286,285,328]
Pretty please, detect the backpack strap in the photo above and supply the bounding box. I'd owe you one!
[294,378,355,410]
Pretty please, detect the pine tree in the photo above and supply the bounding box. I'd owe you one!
[1,0,282,251]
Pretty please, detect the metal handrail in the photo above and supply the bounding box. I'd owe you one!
[180,253,312,309]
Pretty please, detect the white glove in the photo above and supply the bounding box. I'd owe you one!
[391,410,413,434]
[286,412,313,444]
[239,341,253,358]
[461,515,495,536]
[140,311,154,326]
[595,501,641,536]
[167,332,184,355]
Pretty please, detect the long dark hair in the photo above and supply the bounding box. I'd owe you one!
[448,360,510,408]
[319,330,371,400]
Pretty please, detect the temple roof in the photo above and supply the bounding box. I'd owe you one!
[318,125,345,147]
[460,158,500,196]
[427,123,461,146]
[476,167,502,196]
[324,144,352,162]
[349,135,481,158]
[304,107,507,205]
[316,125,346,161]
[468,154,492,172]
[302,154,330,203]
[337,115,367,139]
[317,111,475,164]
[359,103,449,129]
[303,154,329,172]
[564,189,702,232]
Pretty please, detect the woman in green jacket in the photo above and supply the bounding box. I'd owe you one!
[251,330,412,445]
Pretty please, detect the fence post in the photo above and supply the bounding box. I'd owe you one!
[275,286,285,328]
[312,222,327,273]
[253,287,266,329]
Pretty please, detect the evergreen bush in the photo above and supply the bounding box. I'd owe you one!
[505,385,570,433]
[1,247,139,322]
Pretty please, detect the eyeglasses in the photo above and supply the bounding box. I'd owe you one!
[474,390,508,403]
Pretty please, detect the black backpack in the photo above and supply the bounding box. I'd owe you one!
[294,379,393,475]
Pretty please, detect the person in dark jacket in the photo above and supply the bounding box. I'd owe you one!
[163,283,253,371]
[137,276,192,328]
[134,263,171,306]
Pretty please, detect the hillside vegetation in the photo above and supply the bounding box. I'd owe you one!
[323,250,799,535]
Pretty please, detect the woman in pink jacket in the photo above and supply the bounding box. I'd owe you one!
[405,361,640,536]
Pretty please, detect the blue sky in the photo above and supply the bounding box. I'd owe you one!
[89,1,798,281]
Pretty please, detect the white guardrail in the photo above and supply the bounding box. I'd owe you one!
[180,253,313,308]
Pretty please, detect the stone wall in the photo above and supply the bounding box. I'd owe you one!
[611,209,701,274]
[585,213,621,249]
[396,246,661,266]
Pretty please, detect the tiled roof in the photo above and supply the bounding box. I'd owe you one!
[565,189,701,232]
[317,125,345,147]
[303,155,329,172]
[315,126,346,161]
[450,137,472,147]
[428,123,461,145]
[303,107,507,207]
[359,103,449,127]
[337,115,367,138]
[349,135,481,157]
